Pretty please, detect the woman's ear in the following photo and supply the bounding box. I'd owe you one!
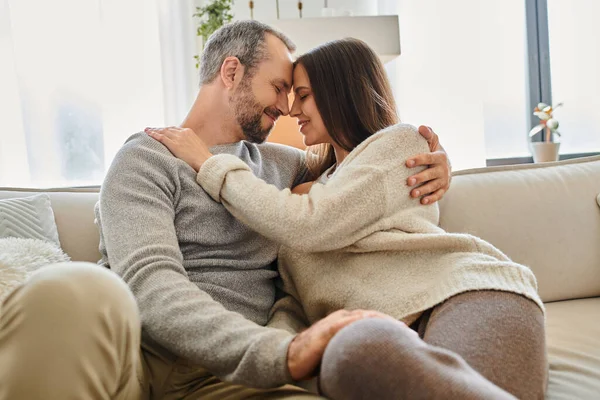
[220,57,243,89]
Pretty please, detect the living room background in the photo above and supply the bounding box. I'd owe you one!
[1,0,598,187]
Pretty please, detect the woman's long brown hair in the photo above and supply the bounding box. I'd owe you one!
[295,38,399,179]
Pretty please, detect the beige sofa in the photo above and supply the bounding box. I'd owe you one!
[1,155,599,399]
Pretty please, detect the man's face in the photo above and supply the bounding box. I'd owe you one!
[230,34,293,143]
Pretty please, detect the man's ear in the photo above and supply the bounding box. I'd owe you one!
[220,57,243,89]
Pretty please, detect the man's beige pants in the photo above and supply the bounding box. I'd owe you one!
[0,263,324,400]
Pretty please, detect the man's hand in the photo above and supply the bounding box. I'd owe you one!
[287,309,396,381]
[406,126,452,205]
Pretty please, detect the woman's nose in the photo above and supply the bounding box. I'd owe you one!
[290,98,301,117]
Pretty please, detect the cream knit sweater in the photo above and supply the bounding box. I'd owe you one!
[198,123,544,332]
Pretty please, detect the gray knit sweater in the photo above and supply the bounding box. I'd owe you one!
[95,132,308,388]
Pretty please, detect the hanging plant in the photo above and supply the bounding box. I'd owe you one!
[194,0,234,69]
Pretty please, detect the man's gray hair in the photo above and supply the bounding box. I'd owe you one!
[199,20,296,85]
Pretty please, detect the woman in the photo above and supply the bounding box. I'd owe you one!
[146,38,546,399]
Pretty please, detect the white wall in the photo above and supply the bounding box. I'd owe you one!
[382,0,488,170]
[548,0,600,154]
[381,0,530,168]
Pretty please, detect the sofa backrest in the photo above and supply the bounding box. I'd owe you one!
[0,187,101,263]
[439,155,600,303]
[2,155,600,303]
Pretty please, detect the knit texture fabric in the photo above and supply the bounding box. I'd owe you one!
[95,132,309,388]
[197,123,544,332]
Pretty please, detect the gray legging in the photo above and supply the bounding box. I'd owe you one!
[320,290,547,400]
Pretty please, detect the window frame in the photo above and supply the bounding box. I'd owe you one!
[484,0,596,165]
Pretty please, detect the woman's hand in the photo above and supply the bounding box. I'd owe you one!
[145,127,212,172]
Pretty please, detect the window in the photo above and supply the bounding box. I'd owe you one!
[0,0,192,188]
[263,0,597,168]
[547,0,600,154]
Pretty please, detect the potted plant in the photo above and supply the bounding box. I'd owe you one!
[194,0,234,69]
[529,102,563,163]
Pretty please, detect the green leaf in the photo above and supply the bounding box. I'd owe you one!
[193,0,234,41]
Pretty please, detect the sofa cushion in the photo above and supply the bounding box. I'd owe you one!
[0,188,100,263]
[0,194,60,245]
[545,297,600,400]
[0,237,70,302]
[439,156,600,303]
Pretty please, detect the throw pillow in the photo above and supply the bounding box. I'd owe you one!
[0,237,70,303]
[0,194,60,246]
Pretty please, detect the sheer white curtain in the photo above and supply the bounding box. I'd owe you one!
[0,0,197,187]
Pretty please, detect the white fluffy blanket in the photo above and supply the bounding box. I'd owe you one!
[0,238,70,303]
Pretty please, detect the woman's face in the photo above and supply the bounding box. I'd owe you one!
[290,64,330,147]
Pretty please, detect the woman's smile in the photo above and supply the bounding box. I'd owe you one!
[298,119,310,133]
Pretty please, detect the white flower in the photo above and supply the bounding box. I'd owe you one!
[546,118,559,130]
[534,111,551,120]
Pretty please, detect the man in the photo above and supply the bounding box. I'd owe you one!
[0,21,450,399]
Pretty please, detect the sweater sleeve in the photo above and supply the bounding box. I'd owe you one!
[198,154,387,253]
[267,277,310,334]
[268,295,310,334]
[98,140,294,388]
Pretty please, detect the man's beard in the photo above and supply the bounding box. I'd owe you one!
[231,78,280,144]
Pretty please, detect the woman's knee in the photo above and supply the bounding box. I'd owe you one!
[320,318,420,396]
[424,291,547,399]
